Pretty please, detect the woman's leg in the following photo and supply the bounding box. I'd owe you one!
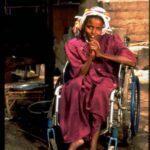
[89,113,102,150]
[90,130,100,150]
[89,79,114,150]
[68,139,84,150]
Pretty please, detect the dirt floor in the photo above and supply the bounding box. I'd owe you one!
[4,82,149,150]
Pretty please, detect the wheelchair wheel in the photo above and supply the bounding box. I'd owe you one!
[121,69,140,144]
[130,75,140,136]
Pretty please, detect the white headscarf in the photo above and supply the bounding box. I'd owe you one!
[74,6,112,35]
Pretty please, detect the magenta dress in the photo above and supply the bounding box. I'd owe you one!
[58,34,137,143]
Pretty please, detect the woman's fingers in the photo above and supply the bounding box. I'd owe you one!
[89,39,101,51]
[89,50,96,60]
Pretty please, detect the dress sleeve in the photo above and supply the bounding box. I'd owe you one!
[113,34,137,64]
[64,40,83,78]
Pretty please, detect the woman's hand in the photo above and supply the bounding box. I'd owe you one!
[88,38,102,57]
[89,50,96,60]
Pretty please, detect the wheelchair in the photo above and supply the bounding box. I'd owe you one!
[47,61,140,150]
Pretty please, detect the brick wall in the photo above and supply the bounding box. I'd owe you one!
[103,0,149,43]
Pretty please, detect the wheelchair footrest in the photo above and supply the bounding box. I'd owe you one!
[107,127,118,150]
[108,137,118,150]
[47,128,58,150]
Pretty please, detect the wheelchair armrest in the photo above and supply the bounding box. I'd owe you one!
[54,85,62,97]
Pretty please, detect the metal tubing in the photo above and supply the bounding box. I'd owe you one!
[109,90,117,127]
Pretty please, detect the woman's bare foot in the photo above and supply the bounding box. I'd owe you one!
[68,139,84,150]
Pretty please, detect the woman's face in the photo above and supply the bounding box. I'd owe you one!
[84,17,104,41]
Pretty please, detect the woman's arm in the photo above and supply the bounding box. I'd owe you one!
[65,39,96,77]
[88,38,136,67]
[79,50,95,75]
[97,53,136,67]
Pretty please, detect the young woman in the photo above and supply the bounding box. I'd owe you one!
[59,6,137,150]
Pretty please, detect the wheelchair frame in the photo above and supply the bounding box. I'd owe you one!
[47,62,140,150]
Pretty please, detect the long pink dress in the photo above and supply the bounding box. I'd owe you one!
[58,34,137,143]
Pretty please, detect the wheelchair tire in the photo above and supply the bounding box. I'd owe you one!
[130,75,140,136]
